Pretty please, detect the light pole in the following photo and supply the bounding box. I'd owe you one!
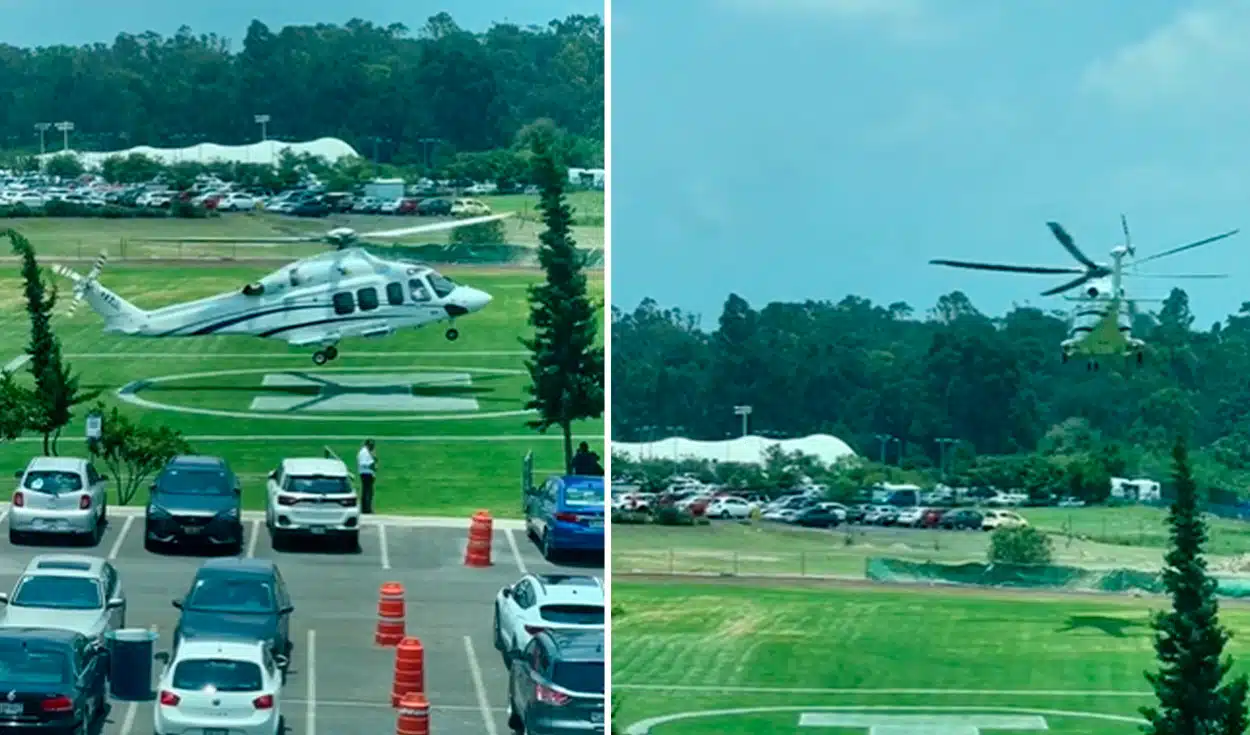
[418,137,439,169]
[936,437,958,481]
[875,434,900,464]
[733,405,753,437]
[33,123,50,155]
[254,114,270,142]
[54,121,73,151]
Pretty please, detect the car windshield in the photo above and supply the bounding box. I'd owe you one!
[23,470,82,493]
[0,647,68,688]
[286,476,349,494]
[427,272,455,298]
[186,577,274,613]
[552,661,604,694]
[563,483,604,507]
[12,576,102,610]
[539,605,604,625]
[159,468,230,495]
[173,659,263,692]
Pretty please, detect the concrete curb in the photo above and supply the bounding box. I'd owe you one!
[0,503,525,530]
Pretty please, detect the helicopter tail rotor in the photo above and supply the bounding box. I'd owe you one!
[54,251,109,318]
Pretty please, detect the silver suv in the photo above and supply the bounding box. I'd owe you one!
[0,554,126,640]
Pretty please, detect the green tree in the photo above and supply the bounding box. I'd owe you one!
[1140,437,1250,734]
[6,230,98,454]
[987,526,1053,565]
[520,131,604,473]
[89,404,192,505]
[450,219,507,246]
[0,373,32,442]
[43,153,84,179]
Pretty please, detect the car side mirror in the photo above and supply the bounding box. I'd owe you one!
[171,599,183,610]
[274,654,290,669]
[149,483,157,492]
[502,587,512,598]
[268,471,277,480]
[280,605,294,615]
[106,598,124,610]
[233,487,241,495]
[0,593,8,604]
[13,470,21,479]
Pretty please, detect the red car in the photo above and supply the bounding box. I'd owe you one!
[919,508,947,528]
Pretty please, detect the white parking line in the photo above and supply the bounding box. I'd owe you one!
[246,519,261,558]
[464,635,499,735]
[505,528,527,575]
[108,516,135,560]
[118,701,138,734]
[377,524,391,570]
[0,510,7,526]
[306,629,317,735]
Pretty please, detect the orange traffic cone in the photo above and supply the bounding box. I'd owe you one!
[463,510,493,567]
[391,637,425,706]
[375,582,406,646]
[396,692,430,735]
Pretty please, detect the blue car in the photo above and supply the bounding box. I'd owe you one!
[525,475,605,561]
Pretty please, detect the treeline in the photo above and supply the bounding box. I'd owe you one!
[0,13,603,163]
[612,289,1250,492]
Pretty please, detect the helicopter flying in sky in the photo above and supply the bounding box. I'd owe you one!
[930,216,1238,370]
[53,214,510,365]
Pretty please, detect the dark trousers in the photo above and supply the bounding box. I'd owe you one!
[361,473,375,514]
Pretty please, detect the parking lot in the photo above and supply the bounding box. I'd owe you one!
[0,505,602,735]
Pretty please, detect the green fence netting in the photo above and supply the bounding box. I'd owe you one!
[865,557,1250,598]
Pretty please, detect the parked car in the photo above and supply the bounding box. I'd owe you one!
[155,637,284,735]
[1057,496,1086,508]
[216,192,257,211]
[863,505,898,525]
[417,197,452,216]
[845,504,870,524]
[0,627,108,733]
[524,476,605,561]
[265,458,360,551]
[289,197,330,217]
[706,496,756,519]
[792,506,842,528]
[919,507,947,528]
[982,509,1028,531]
[494,574,604,664]
[9,456,109,546]
[145,455,243,553]
[0,554,126,639]
[507,630,605,734]
[451,197,492,217]
[172,558,294,673]
[895,506,925,527]
[938,509,983,530]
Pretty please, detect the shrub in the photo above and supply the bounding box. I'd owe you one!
[611,508,650,525]
[654,506,695,526]
[988,525,1053,565]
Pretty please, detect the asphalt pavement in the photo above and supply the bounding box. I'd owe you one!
[0,507,603,735]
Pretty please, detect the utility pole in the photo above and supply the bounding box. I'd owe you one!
[418,137,439,169]
[33,123,50,155]
[875,434,899,464]
[254,114,270,142]
[54,121,73,151]
[733,405,753,437]
[936,437,958,481]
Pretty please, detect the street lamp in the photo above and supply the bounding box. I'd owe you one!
[733,405,753,437]
[935,437,958,480]
[418,137,439,168]
[254,114,270,142]
[875,434,900,464]
[33,123,50,155]
[54,121,73,151]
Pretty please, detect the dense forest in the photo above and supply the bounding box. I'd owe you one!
[0,13,603,163]
[612,289,1250,495]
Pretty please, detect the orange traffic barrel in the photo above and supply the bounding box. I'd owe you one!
[396,692,430,735]
[391,637,426,706]
[463,510,493,567]
[375,582,406,646]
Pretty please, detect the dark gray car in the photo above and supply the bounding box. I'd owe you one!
[507,629,605,734]
[172,558,294,675]
[145,455,244,553]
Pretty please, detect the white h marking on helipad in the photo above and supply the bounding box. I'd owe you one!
[799,715,1049,732]
[248,372,480,413]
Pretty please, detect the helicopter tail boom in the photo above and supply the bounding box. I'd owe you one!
[52,263,149,334]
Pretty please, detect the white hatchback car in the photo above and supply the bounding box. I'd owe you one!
[982,509,1028,531]
[10,457,109,545]
[155,638,284,735]
[264,458,360,550]
[706,496,757,519]
[493,574,604,663]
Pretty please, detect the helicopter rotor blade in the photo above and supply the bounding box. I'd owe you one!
[360,213,514,240]
[1046,221,1100,269]
[1124,273,1229,280]
[1041,272,1096,297]
[1132,229,1240,266]
[130,235,324,244]
[1121,214,1133,254]
[929,259,1086,275]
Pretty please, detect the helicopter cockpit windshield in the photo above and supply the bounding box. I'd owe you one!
[427,272,456,299]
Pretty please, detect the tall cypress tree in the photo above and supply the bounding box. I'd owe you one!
[1141,436,1249,734]
[520,128,605,472]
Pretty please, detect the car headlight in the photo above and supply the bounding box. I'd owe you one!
[218,507,239,519]
[148,505,170,518]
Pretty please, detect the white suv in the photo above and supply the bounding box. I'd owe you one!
[982,509,1028,531]
[10,457,109,545]
[264,458,360,551]
[493,574,604,663]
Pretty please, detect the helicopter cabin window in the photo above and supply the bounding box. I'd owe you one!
[332,292,355,315]
[357,287,379,311]
[428,273,456,299]
[409,278,431,302]
[386,282,405,306]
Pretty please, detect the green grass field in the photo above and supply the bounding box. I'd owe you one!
[1021,505,1250,557]
[0,191,605,260]
[611,579,1233,734]
[0,261,604,517]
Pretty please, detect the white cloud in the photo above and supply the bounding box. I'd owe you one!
[1081,0,1250,110]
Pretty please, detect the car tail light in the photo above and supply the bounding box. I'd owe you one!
[338,497,356,507]
[79,495,91,510]
[555,512,578,523]
[41,695,72,712]
[11,492,22,507]
[158,690,180,706]
[524,625,546,636]
[535,683,569,706]
[253,694,274,709]
[277,495,297,506]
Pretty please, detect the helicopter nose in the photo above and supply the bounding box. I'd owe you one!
[468,288,493,311]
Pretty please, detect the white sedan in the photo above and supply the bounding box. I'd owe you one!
[706,497,757,519]
[155,638,283,735]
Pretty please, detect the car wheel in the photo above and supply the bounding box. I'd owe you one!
[7,529,21,546]
[345,531,360,552]
[541,531,557,562]
[507,701,524,733]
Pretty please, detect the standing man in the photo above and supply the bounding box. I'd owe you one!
[357,439,377,514]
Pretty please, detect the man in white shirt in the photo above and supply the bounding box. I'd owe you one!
[357,439,376,514]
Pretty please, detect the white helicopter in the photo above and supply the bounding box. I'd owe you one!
[931,216,1238,370]
[52,214,512,365]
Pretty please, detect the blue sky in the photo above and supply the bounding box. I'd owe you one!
[612,0,1250,327]
[0,0,599,46]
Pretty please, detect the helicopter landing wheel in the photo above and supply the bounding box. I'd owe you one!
[445,328,460,342]
[325,346,338,361]
[312,350,328,366]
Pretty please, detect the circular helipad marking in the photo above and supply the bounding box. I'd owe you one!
[624,705,1145,734]
[116,365,533,422]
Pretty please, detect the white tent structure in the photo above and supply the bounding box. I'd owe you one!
[613,434,857,466]
[37,137,361,168]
